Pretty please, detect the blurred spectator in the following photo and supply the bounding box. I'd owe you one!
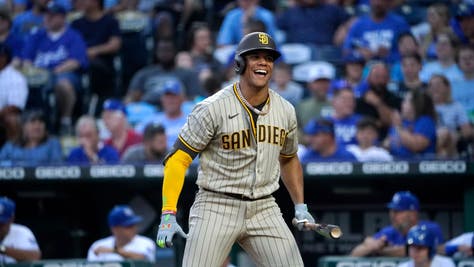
[383,90,437,159]
[296,61,335,130]
[0,110,63,166]
[392,53,426,99]
[398,225,455,267]
[102,99,142,157]
[419,31,463,84]
[66,115,119,164]
[185,22,223,83]
[450,3,474,46]
[346,117,393,162]
[216,0,277,47]
[269,62,303,106]
[0,6,23,67]
[134,79,188,150]
[121,122,167,163]
[11,0,48,42]
[327,87,362,146]
[0,196,41,263]
[441,232,474,258]
[22,2,88,135]
[300,118,356,163]
[124,38,203,105]
[276,0,350,46]
[427,75,473,158]
[451,44,474,124]
[0,43,27,145]
[350,191,444,257]
[87,205,156,262]
[342,0,410,63]
[71,0,122,116]
[390,33,421,83]
[334,53,365,91]
[355,62,402,137]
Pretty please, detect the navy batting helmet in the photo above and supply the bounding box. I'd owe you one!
[234,32,281,75]
[407,224,438,258]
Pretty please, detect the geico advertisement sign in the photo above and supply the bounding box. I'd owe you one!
[41,263,123,267]
[35,166,81,179]
[89,165,136,178]
[419,161,466,173]
[306,163,353,175]
[334,260,474,267]
[362,162,409,174]
[0,167,25,179]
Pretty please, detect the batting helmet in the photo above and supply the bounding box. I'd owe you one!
[234,32,281,75]
[407,224,438,258]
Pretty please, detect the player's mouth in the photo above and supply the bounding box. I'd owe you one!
[253,69,268,77]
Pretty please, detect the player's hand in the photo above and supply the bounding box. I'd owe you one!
[156,212,187,248]
[294,203,315,231]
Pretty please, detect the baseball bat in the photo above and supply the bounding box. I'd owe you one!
[292,218,343,239]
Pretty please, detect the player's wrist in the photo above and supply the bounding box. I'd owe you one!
[162,210,177,215]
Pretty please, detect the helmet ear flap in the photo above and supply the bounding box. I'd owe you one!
[234,54,246,75]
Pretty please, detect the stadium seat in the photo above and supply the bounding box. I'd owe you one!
[280,43,313,65]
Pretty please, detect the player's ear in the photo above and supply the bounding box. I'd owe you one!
[234,55,245,75]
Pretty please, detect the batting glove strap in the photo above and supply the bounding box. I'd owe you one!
[156,213,187,248]
[294,203,316,231]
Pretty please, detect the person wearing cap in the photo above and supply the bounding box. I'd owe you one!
[11,0,49,43]
[70,0,121,117]
[350,191,444,257]
[102,99,142,157]
[450,3,474,45]
[398,225,455,267]
[66,115,119,164]
[134,79,189,150]
[300,118,356,163]
[22,1,88,135]
[0,196,41,263]
[296,61,335,130]
[87,205,155,262]
[0,109,63,165]
[121,123,167,163]
[333,53,365,93]
[440,231,474,258]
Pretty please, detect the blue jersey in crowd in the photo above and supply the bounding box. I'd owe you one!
[300,146,356,163]
[343,12,410,63]
[66,144,119,164]
[11,10,44,42]
[327,114,362,147]
[22,27,88,70]
[374,220,444,246]
[0,138,63,166]
[388,116,436,159]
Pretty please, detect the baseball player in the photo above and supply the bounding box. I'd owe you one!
[398,224,455,267]
[156,32,315,267]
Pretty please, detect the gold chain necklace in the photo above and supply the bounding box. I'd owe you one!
[236,83,270,115]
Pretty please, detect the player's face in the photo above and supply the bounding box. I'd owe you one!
[409,245,430,266]
[243,51,274,89]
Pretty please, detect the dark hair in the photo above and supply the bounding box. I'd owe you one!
[187,21,210,49]
[397,32,418,46]
[356,117,379,131]
[244,18,266,33]
[18,110,49,146]
[0,43,12,65]
[401,52,422,64]
[409,89,437,120]
[143,123,165,140]
[457,44,474,62]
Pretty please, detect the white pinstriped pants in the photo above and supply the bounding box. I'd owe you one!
[182,189,304,267]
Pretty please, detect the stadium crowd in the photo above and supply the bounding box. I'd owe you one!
[1,0,474,166]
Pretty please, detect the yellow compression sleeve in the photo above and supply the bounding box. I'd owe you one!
[162,149,193,212]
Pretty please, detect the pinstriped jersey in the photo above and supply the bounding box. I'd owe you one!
[178,82,299,199]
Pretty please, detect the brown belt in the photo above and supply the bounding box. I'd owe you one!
[202,188,271,201]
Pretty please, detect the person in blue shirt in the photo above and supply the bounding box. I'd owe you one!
[350,191,444,257]
[0,7,23,67]
[11,0,49,42]
[0,110,63,166]
[300,118,356,163]
[216,0,278,47]
[343,0,410,63]
[67,115,119,164]
[22,2,88,135]
[384,90,437,159]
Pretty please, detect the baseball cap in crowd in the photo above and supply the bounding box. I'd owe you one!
[306,61,335,82]
[0,197,15,223]
[343,53,365,65]
[387,191,420,211]
[144,123,165,140]
[108,205,143,227]
[46,2,67,15]
[456,3,474,19]
[103,98,127,115]
[160,79,183,96]
[303,118,334,135]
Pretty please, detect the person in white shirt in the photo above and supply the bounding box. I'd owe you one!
[0,196,41,264]
[87,205,155,262]
[398,224,455,267]
[347,117,393,162]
